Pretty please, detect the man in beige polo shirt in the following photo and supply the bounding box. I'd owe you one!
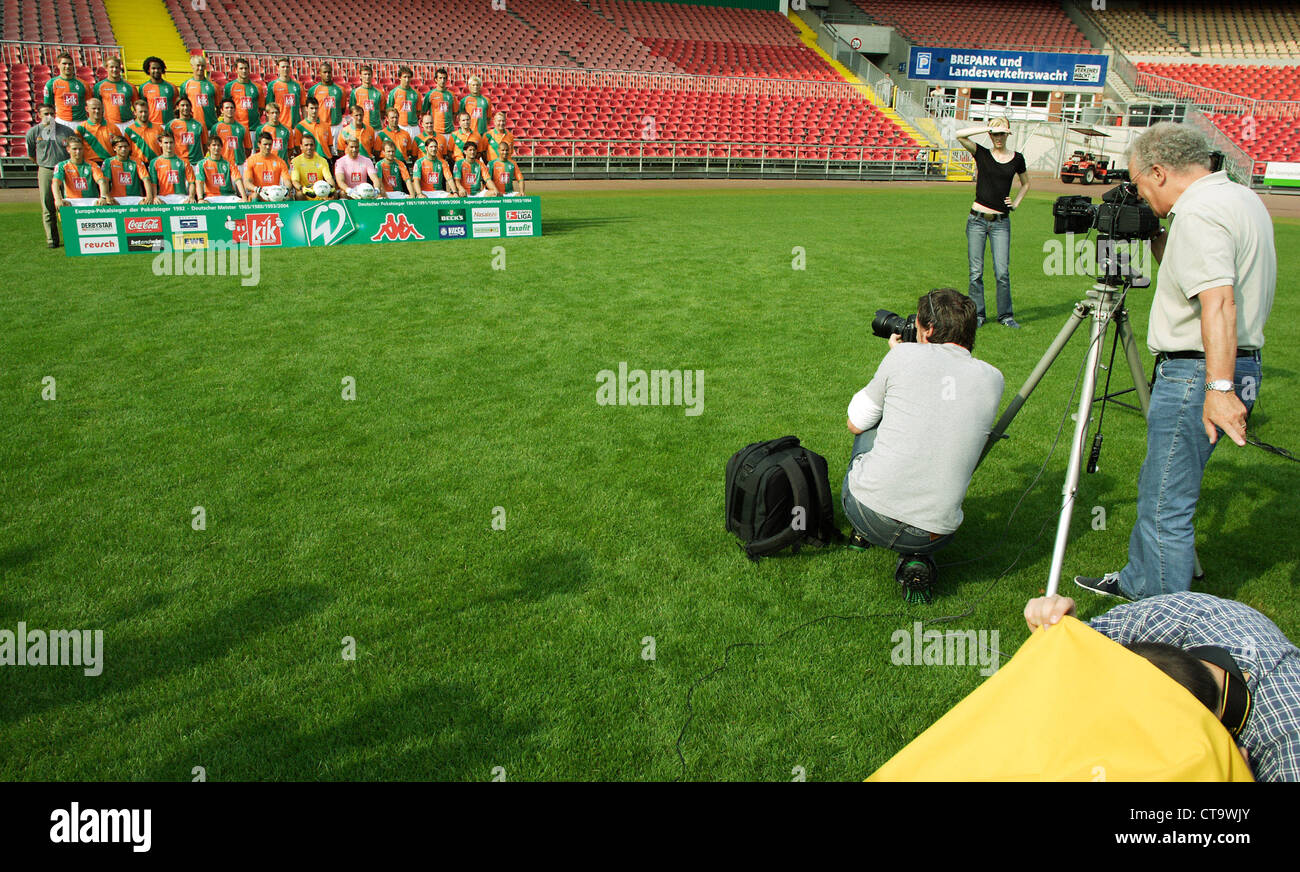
[1076,122,1274,601]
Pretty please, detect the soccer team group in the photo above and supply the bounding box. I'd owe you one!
[45,52,527,207]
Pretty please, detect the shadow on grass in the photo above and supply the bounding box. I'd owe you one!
[542,216,637,235]
[445,549,593,614]
[140,679,537,781]
[0,583,333,726]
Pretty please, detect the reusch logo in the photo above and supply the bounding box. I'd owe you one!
[438,225,467,239]
[125,216,163,234]
[370,213,426,242]
[79,236,120,254]
[437,208,466,223]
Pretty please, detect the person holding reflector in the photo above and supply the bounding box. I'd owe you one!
[1024,591,1300,782]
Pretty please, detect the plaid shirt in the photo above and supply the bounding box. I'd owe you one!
[1089,592,1300,782]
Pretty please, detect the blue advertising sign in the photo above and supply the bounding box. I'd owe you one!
[908,47,1107,88]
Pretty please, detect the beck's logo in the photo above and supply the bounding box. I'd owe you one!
[370,213,425,242]
[225,213,283,246]
[125,216,163,234]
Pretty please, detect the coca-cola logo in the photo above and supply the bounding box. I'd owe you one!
[126,216,162,234]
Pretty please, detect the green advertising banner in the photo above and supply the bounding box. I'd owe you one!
[1263,162,1300,188]
[60,195,542,256]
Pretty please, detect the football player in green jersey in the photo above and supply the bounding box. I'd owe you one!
[182,53,220,130]
[459,75,492,136]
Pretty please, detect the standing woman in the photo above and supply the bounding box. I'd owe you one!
[957,117,1029,328]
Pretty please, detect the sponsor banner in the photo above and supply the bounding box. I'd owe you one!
[125,216,163,234]
[60,197,541,256]
[79,236,119,254]
[908,46,1107,88]
[76,217,117,236]
[169,215,207,233]
[1264,161,1300,187]
[126,234,166,252]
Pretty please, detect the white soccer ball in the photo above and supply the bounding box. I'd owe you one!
[259,184,289,202]
[350,182,377,200]
[312,179,334,198]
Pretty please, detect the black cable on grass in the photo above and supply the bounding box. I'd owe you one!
[675,291,1123,780]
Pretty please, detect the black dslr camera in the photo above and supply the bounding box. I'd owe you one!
[1052,182,1161,241]
[871,309,917,343]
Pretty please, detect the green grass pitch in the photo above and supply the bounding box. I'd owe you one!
[1,186,1297,781]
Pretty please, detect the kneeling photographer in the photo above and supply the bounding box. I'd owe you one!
[843,288,1004,600]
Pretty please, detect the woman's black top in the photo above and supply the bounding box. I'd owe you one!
[973,144,1026,213]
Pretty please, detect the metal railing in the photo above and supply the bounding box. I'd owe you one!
[1183,107,1255,184]
[0,39,124,69]
[198,50,875,101]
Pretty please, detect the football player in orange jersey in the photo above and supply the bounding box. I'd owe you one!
[375,139,415,198]
[148,131,197,204]
[139,56,177,124]
[44,52,89,132]
[377,106,415,164]
[51,137,110,207]
[389,66,423,139]
[224,58,263,129]
[412,134,460,198]
[124,97,163,164]
[74,97,117,164]
[243,131,291,200]
[93,56,135,131]
[104,134,155,204]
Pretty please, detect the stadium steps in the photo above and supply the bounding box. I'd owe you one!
[103,0,190,81]
[785,12,969,181]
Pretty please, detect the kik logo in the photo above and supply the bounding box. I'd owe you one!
[370,213,425,242]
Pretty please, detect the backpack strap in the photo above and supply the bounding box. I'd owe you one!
[801,450,842,545]
[742,455,813,560]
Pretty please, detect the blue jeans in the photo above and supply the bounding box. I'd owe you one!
[1119,354,1262,599]
[966,213,1012,321]
[842,428,953,555]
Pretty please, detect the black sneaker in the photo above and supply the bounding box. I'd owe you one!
[976,315,986,327]
[999,316,1022,329]
[847,532,873,552]
[896,554,936,604]
[1073,572,1131,600]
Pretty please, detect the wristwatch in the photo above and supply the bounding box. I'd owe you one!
[1205,379,1234,393]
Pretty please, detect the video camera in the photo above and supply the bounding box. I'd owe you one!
[1052,182,1162,241]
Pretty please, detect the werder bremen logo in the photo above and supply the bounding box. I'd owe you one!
[302,200,357,247]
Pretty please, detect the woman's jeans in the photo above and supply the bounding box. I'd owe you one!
[966,213,1012,321]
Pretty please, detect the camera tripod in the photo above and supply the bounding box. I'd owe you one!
[975,276,1177,597]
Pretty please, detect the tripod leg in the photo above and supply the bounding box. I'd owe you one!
[1116,311,1151,417]
[1046,303,1111,597]
[976,301,1091,469]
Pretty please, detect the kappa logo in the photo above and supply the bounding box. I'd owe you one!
[125,216,163,234]
[302,200,357,246]
[225,212,284,246]
[505,209,532,221]
[370,213,426,242]
[169,215,207,233]
[75,217,117,236]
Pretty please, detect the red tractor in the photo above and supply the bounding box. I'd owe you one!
[1060,127,1130,185]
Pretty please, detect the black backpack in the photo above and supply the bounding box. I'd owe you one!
[725,436,841,560]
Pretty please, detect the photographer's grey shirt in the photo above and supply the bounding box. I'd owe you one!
[1149,171,1275,353]
[846,343,1003,535]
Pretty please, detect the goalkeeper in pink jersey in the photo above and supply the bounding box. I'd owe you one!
[334,137,380,196]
